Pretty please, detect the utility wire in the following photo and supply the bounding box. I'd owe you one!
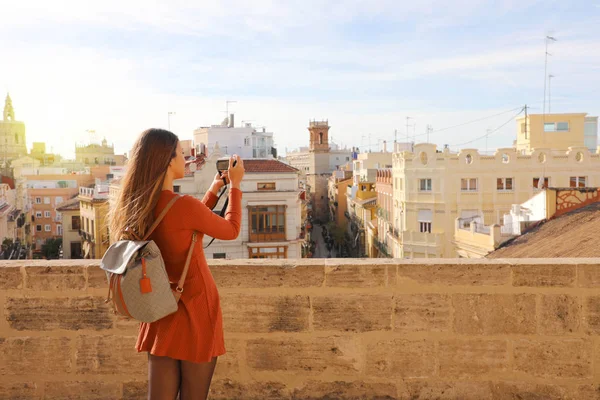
[447,107,525,148]
[411,106,524,140]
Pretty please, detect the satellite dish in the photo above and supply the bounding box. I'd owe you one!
[189,163,197,172]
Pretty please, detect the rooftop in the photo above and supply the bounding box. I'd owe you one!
[488,201,600,258]
[56,196,81,211]
[244,159,299,174]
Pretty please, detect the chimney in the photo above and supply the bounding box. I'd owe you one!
[229,114,235,128]
[383,140,387,153]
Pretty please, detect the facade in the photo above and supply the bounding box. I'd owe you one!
[30,142,57,166]
[0,94,28,164]
[285,121,352,222]
[391,113,600,259]
[371,169,393,258]
[56,197,82,259]
[352,150,393,185]
[345,182,377,257]
[79,183,110,259]
[75,138,122,166]
[27,174,94,252]
[202,159,304,260]
[193,116,275,159]
[0,183,15,241]
[327,170,353,231]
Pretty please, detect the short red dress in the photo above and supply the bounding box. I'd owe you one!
[136,188,242,363]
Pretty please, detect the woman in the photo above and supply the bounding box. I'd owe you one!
[108,128,244,399]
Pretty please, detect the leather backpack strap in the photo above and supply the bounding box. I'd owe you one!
[174,231,197,296]
[143,195,180,241]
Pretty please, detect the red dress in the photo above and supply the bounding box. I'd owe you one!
[136,188,242,363]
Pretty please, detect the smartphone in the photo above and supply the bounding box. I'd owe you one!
[216,157,237,173]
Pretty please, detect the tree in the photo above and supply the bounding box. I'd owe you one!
[41,238,62,259]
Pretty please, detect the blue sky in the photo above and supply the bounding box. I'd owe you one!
[0,0,598,157]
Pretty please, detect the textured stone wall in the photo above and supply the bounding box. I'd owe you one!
[0,258,599,399]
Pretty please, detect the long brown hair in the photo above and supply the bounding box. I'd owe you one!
[108,128,178,242]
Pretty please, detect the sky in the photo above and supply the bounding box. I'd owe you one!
[0,0,598,158]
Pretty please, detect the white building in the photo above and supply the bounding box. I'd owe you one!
[193,115,275,159]
[201,159,304,260]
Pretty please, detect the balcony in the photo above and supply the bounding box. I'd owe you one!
[373,237,392,258]
[0,258,593,399]
[248,231,286,243]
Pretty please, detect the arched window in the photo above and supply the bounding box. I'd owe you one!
[319,132,323,145]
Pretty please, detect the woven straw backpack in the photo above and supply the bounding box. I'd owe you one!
[100,195,196,323]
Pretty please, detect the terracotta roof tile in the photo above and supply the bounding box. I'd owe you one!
[56,197,81,211]
[244,159,298,173]
[1,175,15,189]
[487,201,600,258]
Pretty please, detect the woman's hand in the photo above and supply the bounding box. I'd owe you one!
[208,170,229,196]
[228,154,245,190]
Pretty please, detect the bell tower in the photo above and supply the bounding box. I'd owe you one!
[4,93,15,121]
[308,120,330,152]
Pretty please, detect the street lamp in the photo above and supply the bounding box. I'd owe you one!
[168,112,176,131]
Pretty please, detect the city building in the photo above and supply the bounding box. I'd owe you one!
[391,112,600,259]
[345,182,377,257]
[327,170,353,231]
[202,159,304,260]
[0,94,28,165]
[78,181,110,259]
[56,197,82,259]
[30,142,58,166]
[585,116,599,152]
[75,137,125,166]
[27,174,94,253]
[285,120,352,222]
[455,187,600,258]
[370,168,393,258]
[193,115,275,159]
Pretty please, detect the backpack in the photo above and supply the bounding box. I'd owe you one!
[100,195,196,323]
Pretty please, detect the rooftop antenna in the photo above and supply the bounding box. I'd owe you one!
[543,35,557,117]
[406,116,413,150]
[548,74,555,113]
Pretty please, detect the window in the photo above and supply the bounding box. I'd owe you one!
[44,224,51,232]
[248,246,288,259]
[346,157,350,161]
[44,197,50,204]
[36,211,42,218]
[35,197,42,204]
[244,137,250,146]
[544,122,569,132]
[57,225,63,235]
[570,176,587,188]
[213,253,226,259]
[55,196,64,205]
[91,220,95,234]
[319,132,323,144]
[461,178,478,191]
[173,185,180,193]
[45,211,51,218]
[36,225,42,232]
[257,182,276,191]
[533,177,549,189]
[71,216,81,230]
[419,179,432,192]
[249,205,286,242]
[419,222,432,233]
[497,178,513,191]
[418,210,432,234]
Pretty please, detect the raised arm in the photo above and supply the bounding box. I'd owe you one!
[181,189,242,240]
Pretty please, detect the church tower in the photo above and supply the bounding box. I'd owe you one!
[308,120,330,152]
[4,93,15,121]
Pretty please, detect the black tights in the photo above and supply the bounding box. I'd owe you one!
[148,353,217,400]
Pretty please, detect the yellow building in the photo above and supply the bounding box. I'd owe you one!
[391,112,600,259]
[75,138,122,166]
[78,183,110,259]
[346,182,377,257]
[516,112,596,153]
[0,94,28,163]
[327,170,353,229]
[56,197,82,259]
